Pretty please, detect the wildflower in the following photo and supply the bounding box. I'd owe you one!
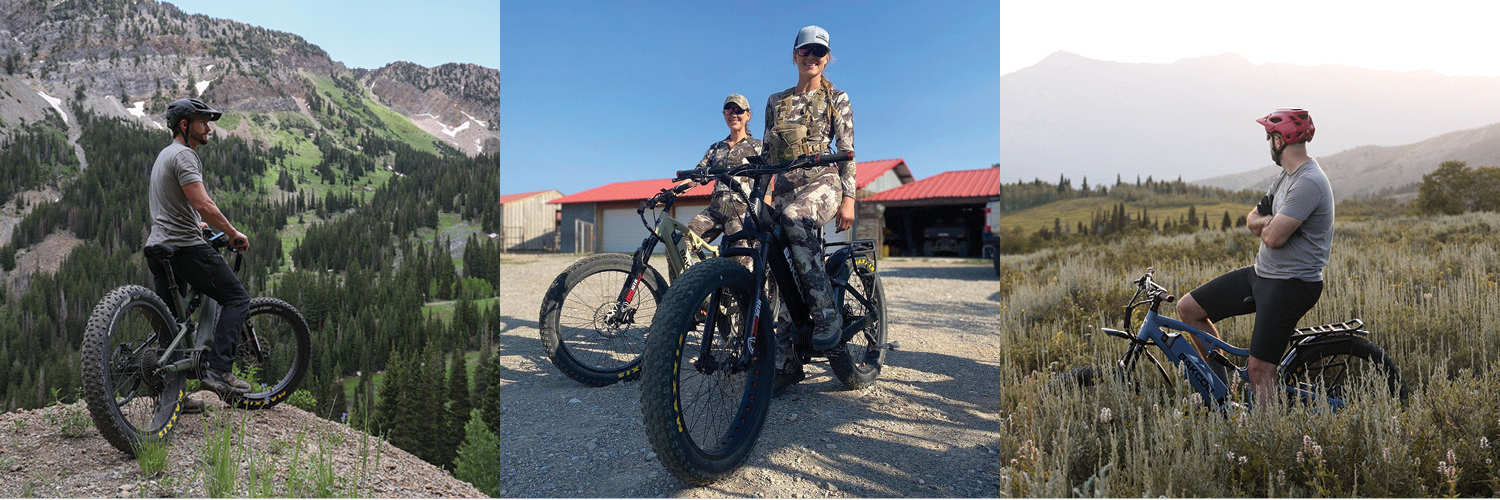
[1382,447,1390,462]
[1303,435,1313,449]
[1099,407,1113,423]
[1311,444,1322,458]
[1226,452,1235,461]
[1236,413,1247,428]
[1276,469,1285,485]
[1482,436,1489,449]
[1296,451,1304,463]
[1238,455,1248,466]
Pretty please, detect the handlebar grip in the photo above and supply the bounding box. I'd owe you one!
[1163,294,1176,303]
[672,182,693,194]
[812,151,854,165]
[674,170,698,180]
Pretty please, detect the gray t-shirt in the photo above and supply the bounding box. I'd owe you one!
[146,142,208,248]
[1254,159,1334,281]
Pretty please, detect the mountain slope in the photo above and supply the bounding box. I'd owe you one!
[1199,121,1500,198]
[0,0,496,156]
[1001,51,1500,184]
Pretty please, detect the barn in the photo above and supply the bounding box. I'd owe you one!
[498,189,563,251]
[865,166,1002,257]
[552,159,914,254]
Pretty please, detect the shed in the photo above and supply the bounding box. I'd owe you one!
[865,166,1002,257]
[499,189,564,251]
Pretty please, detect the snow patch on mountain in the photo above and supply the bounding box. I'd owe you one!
[36,90,66,123]
[126,101,145,118]
[460,111,486,127]
[195,80,211,96]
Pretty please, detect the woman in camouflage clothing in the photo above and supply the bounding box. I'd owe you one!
[679,94,764,259]
[762,25,855,353]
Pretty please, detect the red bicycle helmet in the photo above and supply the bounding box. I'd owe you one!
[1257,108,1314,144]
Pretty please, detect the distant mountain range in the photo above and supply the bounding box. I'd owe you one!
[0,0,496,155]
[1199,121,1500,199]
[1001,52,1500,185]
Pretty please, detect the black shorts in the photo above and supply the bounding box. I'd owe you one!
[1187,265,1324,363]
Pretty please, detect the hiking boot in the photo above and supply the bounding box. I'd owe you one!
[809,308,842,351]
[201,368,251,396]
[180,395,205,415]
[773,363,805,398]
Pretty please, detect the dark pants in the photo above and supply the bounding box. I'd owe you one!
[1189,265,1324,363]
[148,244,250,373]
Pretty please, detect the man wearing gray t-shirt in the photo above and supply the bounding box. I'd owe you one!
[1176,108,1333,409]
[145,98,253,407]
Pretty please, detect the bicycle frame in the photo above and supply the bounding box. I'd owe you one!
[1105,273,1355,410]
[146,232,255,376]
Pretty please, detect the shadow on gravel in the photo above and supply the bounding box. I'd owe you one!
[988,290,1004,303]
[880,263,997,281]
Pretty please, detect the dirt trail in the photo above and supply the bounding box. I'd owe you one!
[498,255,1003,497]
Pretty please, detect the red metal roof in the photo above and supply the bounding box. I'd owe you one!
[499,189,561,204]
[864,168,1002,202]
[551,160,908,205]
[549,179,714,205]
[854,158,913,187]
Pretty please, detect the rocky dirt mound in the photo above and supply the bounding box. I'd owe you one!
[0,392,485,498]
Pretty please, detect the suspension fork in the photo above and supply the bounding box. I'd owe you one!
[616,234,660,305]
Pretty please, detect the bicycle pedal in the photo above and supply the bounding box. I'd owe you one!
[879,341,901,351]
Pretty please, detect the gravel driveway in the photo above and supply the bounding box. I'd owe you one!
[498,254,1003,497]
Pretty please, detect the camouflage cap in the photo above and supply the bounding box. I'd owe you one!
[794,25,830,50]
[723,94,751,111]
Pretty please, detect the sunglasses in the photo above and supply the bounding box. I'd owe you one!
[796,45,829,58]
[723,107,747,115]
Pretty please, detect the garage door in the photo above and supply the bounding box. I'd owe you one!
[601,207,659,253]
[673,203,711,244]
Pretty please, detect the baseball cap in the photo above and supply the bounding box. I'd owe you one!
[794,25,830,50]
[723,94,750,111]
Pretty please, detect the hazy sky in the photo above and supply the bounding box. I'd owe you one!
[168,0,499,69]
[501,0,1000,196]
[1002,0,1500,77]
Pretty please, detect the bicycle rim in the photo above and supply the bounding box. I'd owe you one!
[558,268,657,371]
[842,273,885,367]
[675,286,761,459]
[236,299,309,401]
[100,297,181,443]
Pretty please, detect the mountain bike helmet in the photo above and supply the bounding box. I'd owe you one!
[165,98,222,134]
[1257,108,1313,144]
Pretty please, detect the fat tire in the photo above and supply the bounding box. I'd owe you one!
[640,258,773,486]
[233,297,312,410]
[81,285,185,455]
[1282,337,1407,404]
[539,253,668,386]
[828,272,887,390]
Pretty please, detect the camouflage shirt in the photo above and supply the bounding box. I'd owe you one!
[694,135,764,200]
[763,85,855,198]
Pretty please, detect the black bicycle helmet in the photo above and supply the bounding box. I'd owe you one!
[164,98,222,134]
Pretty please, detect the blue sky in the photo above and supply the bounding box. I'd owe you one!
[167,0,500,69]
[500,1,1000,196]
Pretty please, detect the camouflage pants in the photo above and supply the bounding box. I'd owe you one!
[771,173,842,334]
[685,194,751,266]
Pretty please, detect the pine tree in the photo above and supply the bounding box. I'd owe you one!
[454,410,501,496]
[479,352,501,434]
[444,345,472,468]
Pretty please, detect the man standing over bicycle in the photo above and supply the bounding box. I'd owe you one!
[1176,108,1333,409]
[147,97,253,407]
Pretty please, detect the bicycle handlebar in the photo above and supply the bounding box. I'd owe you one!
[673,151,855,184]
[1134,268,1175,303]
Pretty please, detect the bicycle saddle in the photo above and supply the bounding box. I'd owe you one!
[144,243,178,261]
